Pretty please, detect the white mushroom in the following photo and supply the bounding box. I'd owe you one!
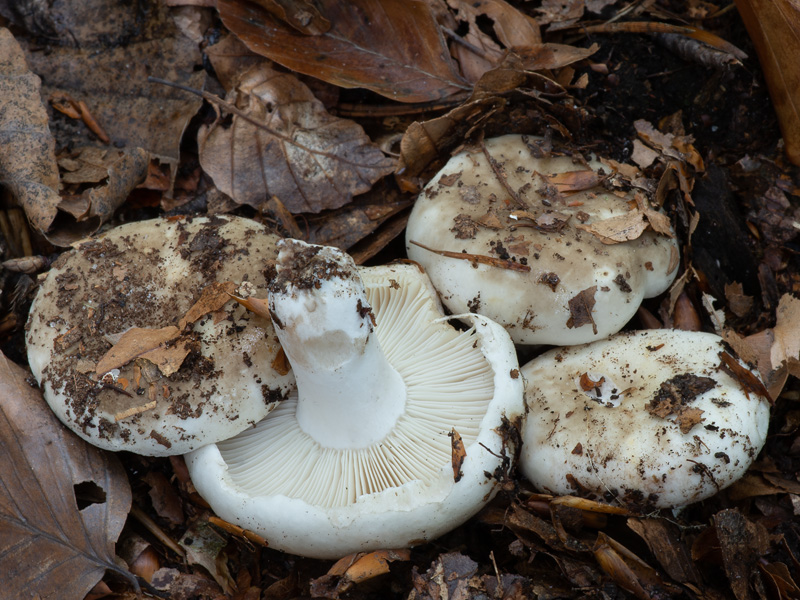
[406,134,679,345]
[519,329,771,509]
[186,239,524,559]
[26,215,293,456]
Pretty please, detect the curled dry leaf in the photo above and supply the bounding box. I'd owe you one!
[95,326,181,375]
[735,0,800,165]
[0,354,135,598]
[50,147,150,246]
[217,0,470,103]
[198,63,395,213]
[0,28,61,237]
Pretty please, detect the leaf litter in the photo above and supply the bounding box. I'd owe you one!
[0,0,799,598]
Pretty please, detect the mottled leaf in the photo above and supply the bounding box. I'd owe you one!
[198,63,395,213]
[0,28,61,236]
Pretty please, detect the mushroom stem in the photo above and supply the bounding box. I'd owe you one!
[268,240,406,450]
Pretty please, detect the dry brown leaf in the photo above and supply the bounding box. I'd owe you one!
[544,169,605,193]
[49,147,150,245]
[205,34,265,92]
[139,338,193,378]
[313,549,412,596]
[95,326,180,375]
[724,282,754,317]
[217,0,470,103]
[0,28,61,237]
[446,0,542,81]
[566,286,598,334]
[634,119,704,172]
[577,209,648,244]
[450,428,466,482]
[252,0,331,35]
[735,0,800,165]
[198,63,395,213]
[179,281,237,329]
[770,294,800,380]
[0,354,136,598]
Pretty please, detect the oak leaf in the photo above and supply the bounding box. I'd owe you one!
[0,354,135,598]
[198,64,395,213]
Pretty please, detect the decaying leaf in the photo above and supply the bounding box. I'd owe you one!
[0,354,136,598]
[0,28,61,237]
[311,549,411,597]
[218,0,470,103]
[646,373,715,432]
[179,515,236,595]
[577,209,649,244]
[95,326,181,375]
[735,0,800,165]
[198,63,395,213]
[178,281,237,329]
[21,3,205,179]
[711,509,771,600]
[253,0,331,35]
[566,286,598,334]
[49,147,150,246]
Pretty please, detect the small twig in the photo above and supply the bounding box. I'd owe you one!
[409,240,530,272]
[480,141,527,209]
[129,505,186,558]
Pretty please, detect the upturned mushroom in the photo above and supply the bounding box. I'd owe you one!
[406,134,679,345]
[519,329,770,509]
[186,239,524,559]
[26,215,294,456]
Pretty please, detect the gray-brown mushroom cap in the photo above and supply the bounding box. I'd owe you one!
[406,134,679,345]
[26,215,294,456]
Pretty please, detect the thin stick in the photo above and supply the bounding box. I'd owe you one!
[409,240,530,272]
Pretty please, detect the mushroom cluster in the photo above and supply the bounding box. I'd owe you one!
[26,215,293,456]
[406,134,679,345]
[186,239,525,559]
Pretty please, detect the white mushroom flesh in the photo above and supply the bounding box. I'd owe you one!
[520,329,770,509]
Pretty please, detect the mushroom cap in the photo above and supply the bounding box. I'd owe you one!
[26,215,294,456]
[519,329,770,509]
[186,262,524,559]
[406,134,679,345]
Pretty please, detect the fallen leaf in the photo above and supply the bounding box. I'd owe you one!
[627,518,702,585]
[312,549,411,597]
[179,281,237,329]
[253,0,331,35]
[217,0,470,103]
[544,169,605,193]
[0,28,61,238]
[566,286,598,334]
[0,354,136,598]
[49,147,150,246]
[21,2,205,179]
[734,0,800,165]
[577,209,649,244]
[179,514,236,594]
[95,326,181,375]
[713,509,771,600]
[139,338,193,378]
[646,373,716,432]
[198,63,395,213]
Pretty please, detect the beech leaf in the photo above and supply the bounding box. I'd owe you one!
[95,326,180,375]
[0,354,135,598]
[198,63,395,213]
[735,0,800,165]
[0,28,61,237]
[217,0,470,103]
